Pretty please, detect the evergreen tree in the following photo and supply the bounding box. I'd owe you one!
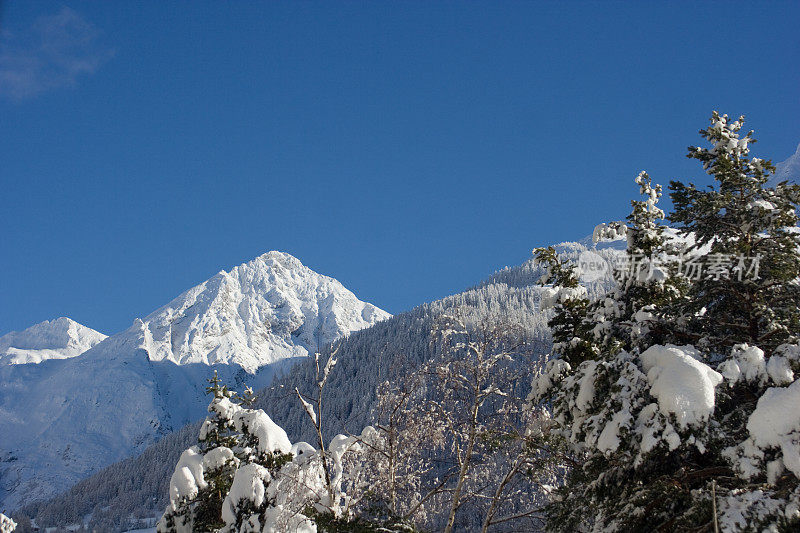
[158,373,292,533]
[585,171,690,355]
[534,246,596,366]
[532,112,800,532]
[670,111,800,353]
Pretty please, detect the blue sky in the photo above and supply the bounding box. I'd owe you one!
[1,1,799,335]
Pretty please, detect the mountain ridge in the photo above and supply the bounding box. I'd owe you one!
[771,141,800,185]
[0,317,106,365]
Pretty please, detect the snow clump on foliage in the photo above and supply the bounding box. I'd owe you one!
[639,344,722,429]
[0,514,15,533]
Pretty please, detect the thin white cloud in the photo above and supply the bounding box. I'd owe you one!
[0,7,113,100]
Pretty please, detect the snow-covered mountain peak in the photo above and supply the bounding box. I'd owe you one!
[256,249,304,267]
[0,317,106,365]
[86,252,391,373]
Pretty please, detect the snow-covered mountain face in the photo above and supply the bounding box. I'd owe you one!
[771,141,800,185]
[0,252,389,510]
[97,251,390,373]
[0,317,106,365]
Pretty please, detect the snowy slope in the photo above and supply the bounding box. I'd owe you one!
[0,317,106,365]
[771,141,800,185]
[0,252,389,510]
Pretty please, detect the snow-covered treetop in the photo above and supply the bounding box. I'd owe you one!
[634,171,664,220]
[592,221,628,244]
[697,111,753,167]
[0,513,16,533]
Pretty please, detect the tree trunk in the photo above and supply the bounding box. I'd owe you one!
[444,401,479,533]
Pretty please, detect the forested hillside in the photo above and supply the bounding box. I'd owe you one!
[256,239,622,445]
